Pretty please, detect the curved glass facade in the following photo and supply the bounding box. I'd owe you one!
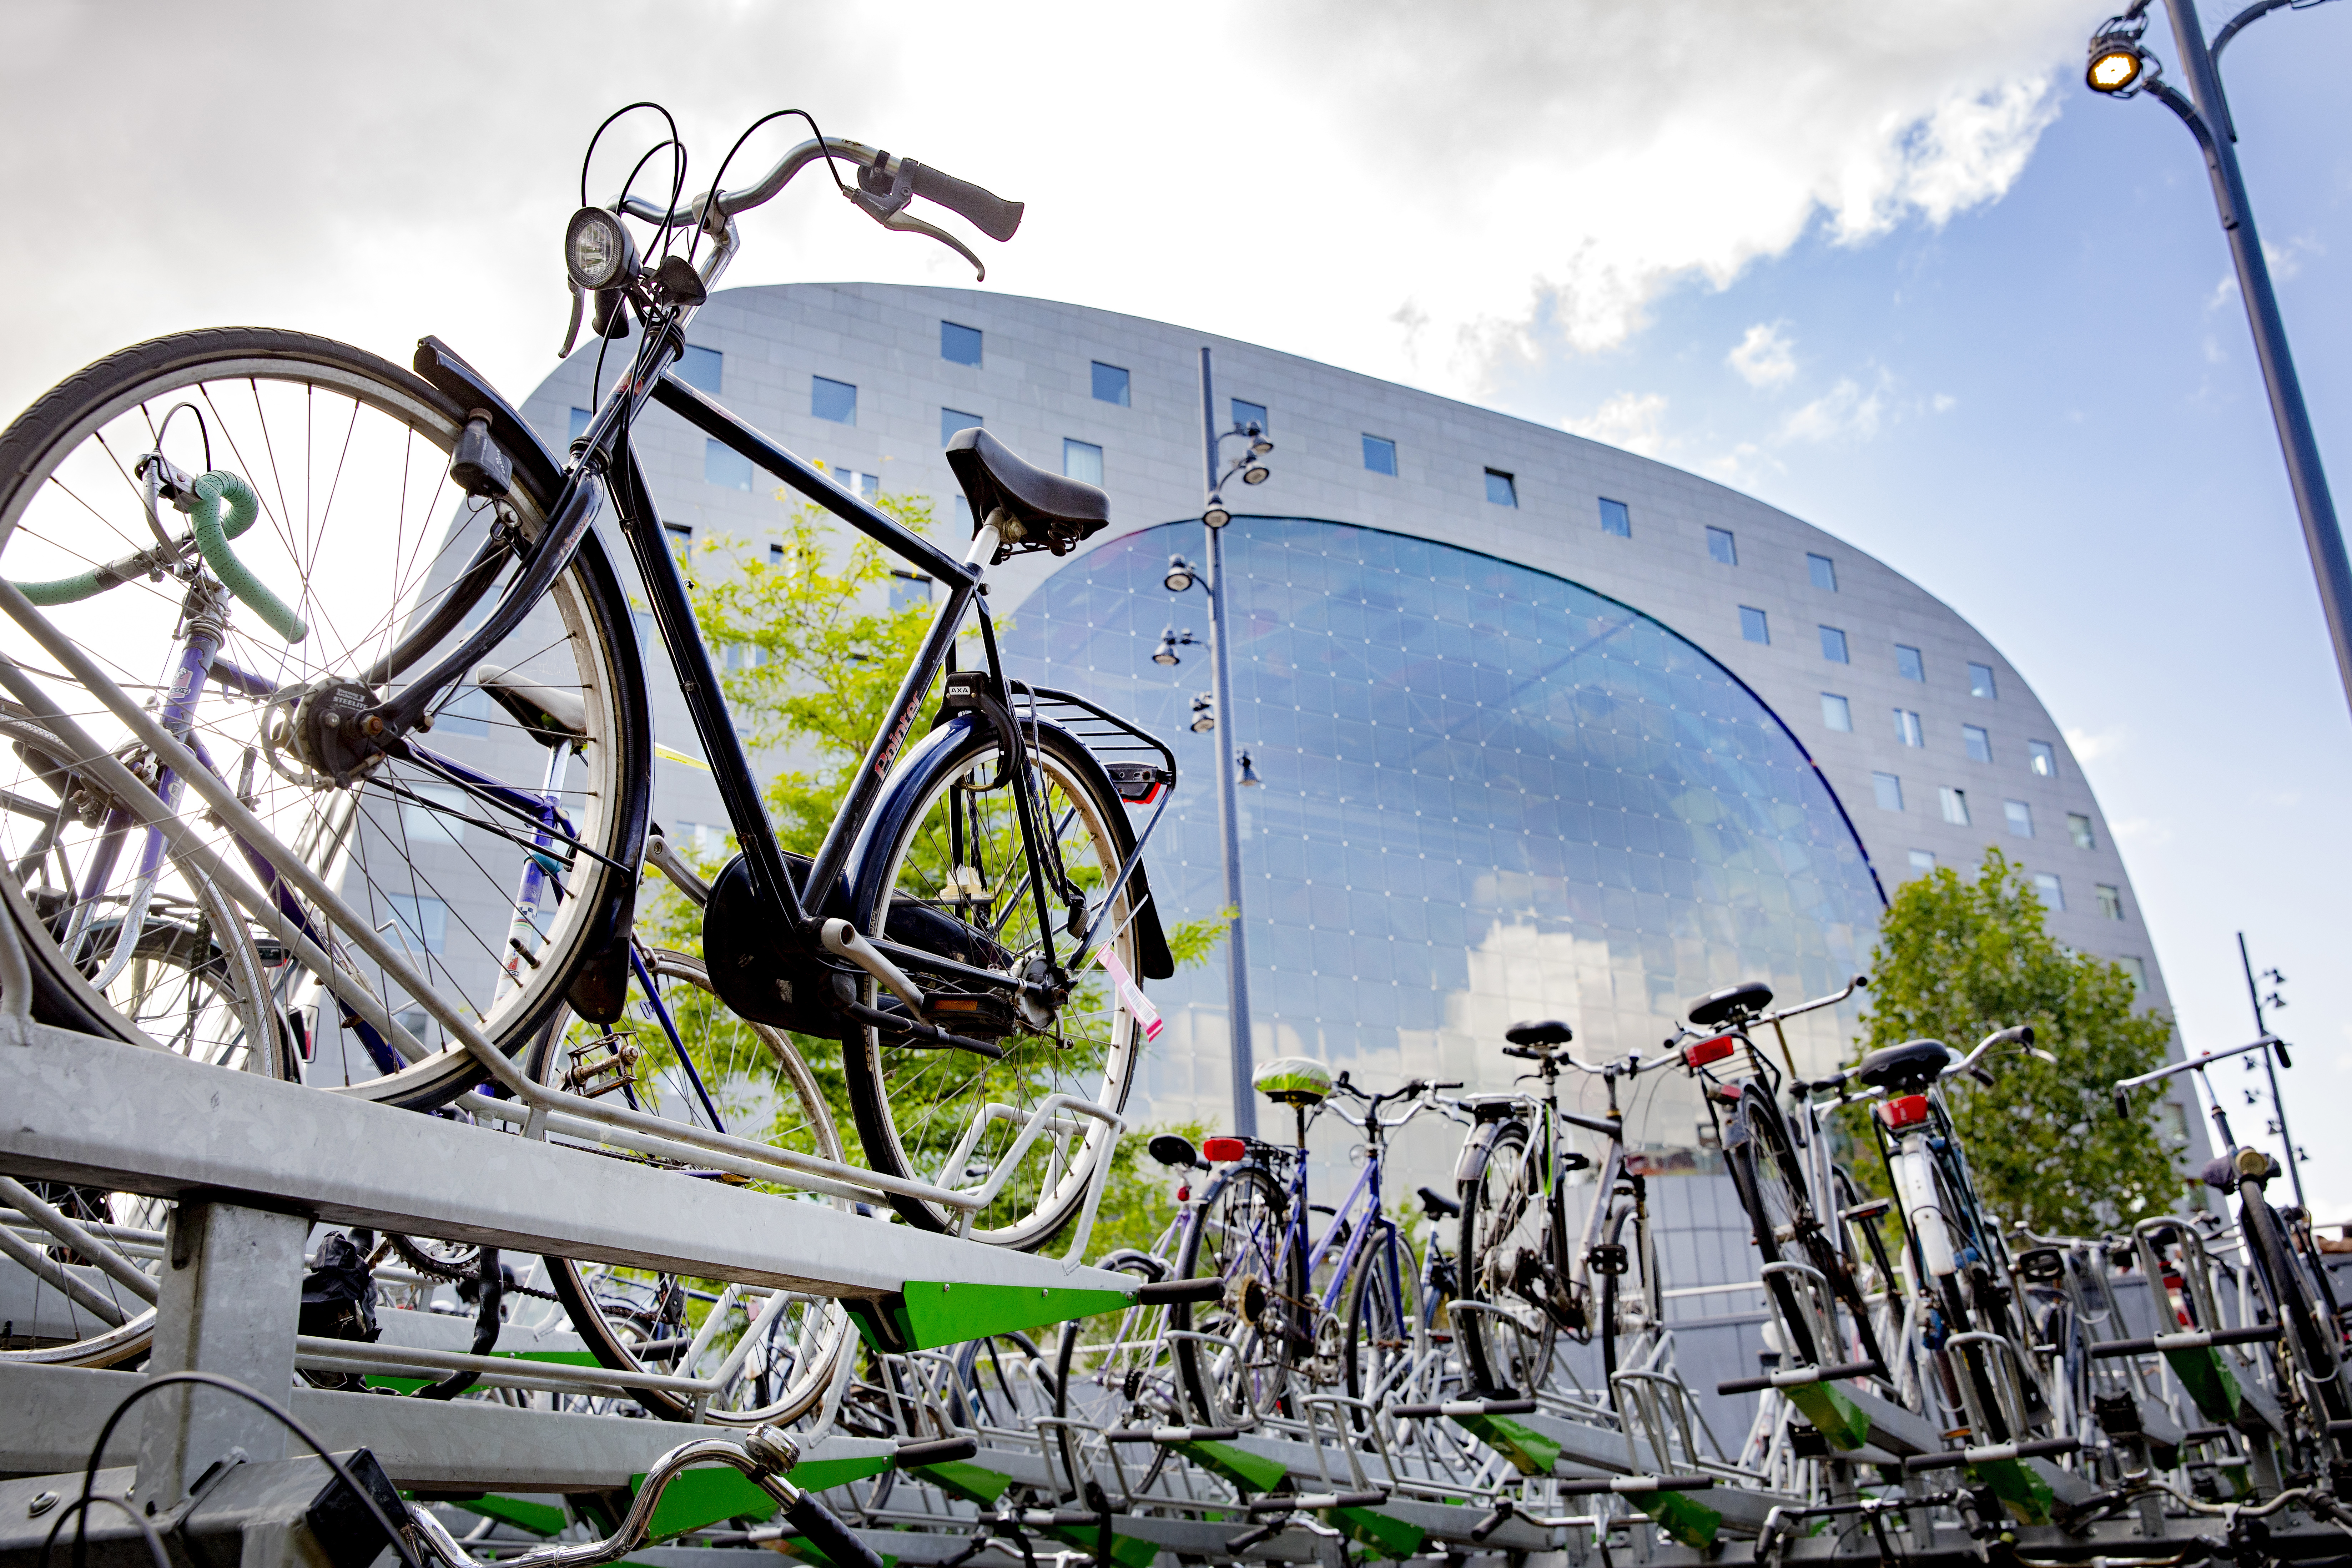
[1002,518,1884,1151]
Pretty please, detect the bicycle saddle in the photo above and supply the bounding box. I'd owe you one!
[1686,980,1773,1029]
[1855,1038,1953,1092]
[1252,1055,1334,1106]
[946,427,1109,564]
[1504,1019,1572,1047]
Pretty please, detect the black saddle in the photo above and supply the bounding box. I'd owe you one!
[1417,1185,1461,1220]
[1855,1038,1953,1092]
[1505,1019,1572,1047]
[947,427,1108,563]
[1687,981,1773,1029]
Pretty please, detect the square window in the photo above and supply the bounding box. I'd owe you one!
[1739,606,1770,644]
[890,570,932,614]
[811,375,857,424]
[1820,693,1852,731]
[2068,812,2095,850]
[1896,644,1925,682]
[1964,724,1992,763]
[1485,468,1517,507]
[2096,884,2124,920]
[1808,553,1838,591]
[384,893,448,956]
[1063,438,1104,487]
[1706,526,1738,565]
[677,344,723,395]
[568,406,591,444]
[1598,497,1631,536]
[768,543,785,566]
[1231,397,1268,433]
[1939,786,1970,826]
[1908,848,1936,872]
[940,321,982,365]
[942,407,982,449]
[1819,625,1849,663]
[1873,772,1904,812]
[2034,872,2065,911]
[1363,434,1397,476]
[1895,709,1923,747]
[2004,798,2034,837]
[664,522,693,562]
[1091,361,1130,405]
[2028,740,2056,778]
[1969,661,1997,699]
[704,438,752,490]
[434,685,492,738]
[2121,955,2147,993]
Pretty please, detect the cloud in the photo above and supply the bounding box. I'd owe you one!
[1933,393,1958,412]
[1567,392,1670,456]
[2064,725,2122,763]
[1728,323,1798,389]
[1782,377,1885,443]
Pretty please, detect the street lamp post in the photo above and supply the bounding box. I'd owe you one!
[2086,0,2352,718]
[1157,346,1274,1137]
[2234,931,2307,1210]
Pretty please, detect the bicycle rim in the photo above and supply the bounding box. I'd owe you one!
[1456,1119,1559,1397]
[1172,1163,1298,1425]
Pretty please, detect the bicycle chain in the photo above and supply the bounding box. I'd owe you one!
[379,1234,561,1302]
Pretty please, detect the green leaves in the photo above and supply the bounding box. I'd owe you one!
[1852,846,2188,1235]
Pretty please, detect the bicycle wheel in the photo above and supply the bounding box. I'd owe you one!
[1455,1119,1562,1397]
[2241,1186,2347,1421]
[1171,1163,1302,1425]
[1598,1191,1662,1393]
[535,948,851,1425]
[1054,1249,1179,1495]
[1344,1221,1422,1412]
[1725,1091,1826,1366]
[841,716,1146,1246]
[0,328,646,1106]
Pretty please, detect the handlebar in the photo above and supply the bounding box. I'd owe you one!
[1750,973,1869,1031]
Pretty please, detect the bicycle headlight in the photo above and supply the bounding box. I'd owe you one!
[565,207,640,292]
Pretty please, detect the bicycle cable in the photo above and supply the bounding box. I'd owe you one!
[690,109,847,266]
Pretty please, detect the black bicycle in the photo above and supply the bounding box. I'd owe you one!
[0,105,1175,1252]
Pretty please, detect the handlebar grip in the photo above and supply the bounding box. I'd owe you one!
[1501,1045,1541,1060]
[2274,1038,2292,1069]
[908,162,1024,242]
[784,1493,883,1568]
[893,1435,979,1467]
[191,471,307,642]
[1137,1277,1225,1306]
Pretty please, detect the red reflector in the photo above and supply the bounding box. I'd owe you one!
[1201,1137,1248,1163]
[1880,1093,1930,1129]
[1683,1034,1737,1069]
[1175,1185,1190,1202]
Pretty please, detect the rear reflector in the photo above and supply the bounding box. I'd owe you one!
[1880,1093,1931,1129]
[1684,1034,1737,1069]
[1202,1136,1248,1162]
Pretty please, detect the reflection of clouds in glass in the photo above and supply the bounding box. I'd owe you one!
[1004,517,1882,1156]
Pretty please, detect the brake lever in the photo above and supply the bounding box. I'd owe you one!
[874,205,986,281]
[843,153,988,280]
[558,280,587,361]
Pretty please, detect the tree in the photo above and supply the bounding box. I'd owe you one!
[1847,846,2189,1237]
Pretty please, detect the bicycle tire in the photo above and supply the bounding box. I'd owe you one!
[1725,1091,1827,1366]
[840,714,1146,1247]
[2240,1185,2347,1420]
[1598,1192,1661,1396]
[1171,1162,1302,1425]
[1343,1221,1421,1414]
[535,949,851,1425]
[0,327,648,1108]
[1455,1117,1563,1397]
[1053,1248,1177,1496]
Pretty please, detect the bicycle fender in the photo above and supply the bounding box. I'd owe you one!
[1454,1117,1527,1188]
[413,336,566,514]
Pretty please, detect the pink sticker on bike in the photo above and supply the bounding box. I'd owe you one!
[1097,946,1162,1041]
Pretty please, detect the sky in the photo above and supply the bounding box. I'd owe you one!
[2,1,2346,1214]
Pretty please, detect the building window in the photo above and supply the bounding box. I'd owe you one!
[664,522,693,561]
[890,570,932,613]
[2096,884,2124,920]
[1598,497,1631,536]
[2004,799,2034,837]
[384,893,448,956]
[1092,361,1130,405]
[1963,724,1992,763]
[2068,812,2095,850]
[434,685,492,738]
[1939,786,1970,826]
[1968,661,1996,699]
[1873,772,1904,811]
[399,784,470,848]
[812,375,857,424]
[1485,468,1517,507]
[1063,438,1104,486]
[705,438,752,490]
[2028,740,2056,778]
[677,344,723,394]
[2034,872,2065,911]
[942,408,982,449]
[1821,693,1852,731]
[1808,553,1838,591]
[940,321,982,366]
[1739,606,1770,644]
[1819,626,1849,663]
[568,406,591,444]
[1909,848,1936,872]
[1895,709,1923,747]
[2121,955,2147,993]
[768,543,785,566]
[831,467,878,501]
[1706,526,1738,565]
[1896,644,1924,682]
[1363,434,1397,475]
[1232,397,1268,433]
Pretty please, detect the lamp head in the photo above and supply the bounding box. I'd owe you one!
[1250,435,1275,456]
[564,206,641,292]
[1203,498,1232,530]
[1238,751,1261,787]
[1190,694,1216,733]
[2085,22,2149,94]
[1242,464,1270,485]
[1153,628,1182,666]
[1163,554,1197,593]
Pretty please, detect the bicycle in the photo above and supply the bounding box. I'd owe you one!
[0,105,1179,1313]
[1167,1060,1456,1427]
[1451,1020,1675,1404]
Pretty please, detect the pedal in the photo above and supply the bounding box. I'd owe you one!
[1588,1242,1630,1277]
[926,989,1017,1042]
[563,1032,640,1097]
